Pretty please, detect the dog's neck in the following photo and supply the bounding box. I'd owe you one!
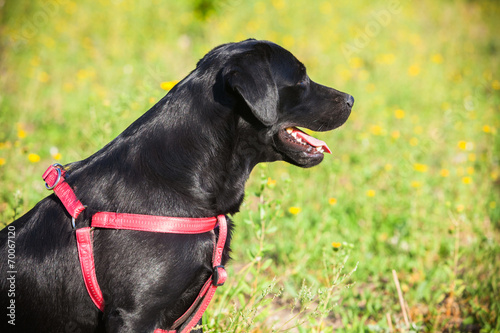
[69,92,261,218]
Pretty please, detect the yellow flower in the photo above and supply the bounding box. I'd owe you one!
[384,164,393,171]
[366,189,376,197]
[17,129,26,139]
[271,0,285,10]
[289,207,301,215]
[319,1,332,14]
[482,125,492,133]
[391,130,400,139]
[408,64,420,76]
[370,125,384,136]
[457,141,473,150]
[466,167,474,175]
[282,35,295,49]
[38,71,50,83]
[431,53,443,64]
[409,137,419,146]
[490,202,497,209]
[468,153,476,162]
[414,163,428,173]
[492,80,500,90]
[410,181,422,188]
[456,204,464,213]
[267,177,276,186]
[160,80,179,91]
[0,158,5,166]
[28,153,40,163]
[440,169,450,177]
[441,102,451,110]
[376,53,395,65]
[394,109,405,119]
[349,57,363,69]
[331,242,342,249]
[462,176,472,184]
[53,153,62,161]
[328,198,337,205]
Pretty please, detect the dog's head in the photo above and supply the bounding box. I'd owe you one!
[193,39,353,168]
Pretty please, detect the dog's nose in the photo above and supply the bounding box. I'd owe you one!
[346,95,355,108]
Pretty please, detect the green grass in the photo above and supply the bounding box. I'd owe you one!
[1,0,499,331]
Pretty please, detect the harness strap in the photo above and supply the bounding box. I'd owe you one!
[75,227,105,311]
[43,164,227,333]
[43,164,85,219]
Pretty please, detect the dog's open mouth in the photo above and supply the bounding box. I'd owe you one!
[280,127,331,155]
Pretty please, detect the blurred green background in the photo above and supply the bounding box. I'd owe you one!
[1,0,499,332]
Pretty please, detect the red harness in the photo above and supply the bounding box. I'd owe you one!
[42,164,227,333]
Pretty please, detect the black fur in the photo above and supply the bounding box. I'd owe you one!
[0,39,352,332]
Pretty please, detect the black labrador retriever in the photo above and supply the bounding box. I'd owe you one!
[0,39,353,332]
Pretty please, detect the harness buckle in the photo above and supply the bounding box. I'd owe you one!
[212,265,226,287]
[45,163,64,190]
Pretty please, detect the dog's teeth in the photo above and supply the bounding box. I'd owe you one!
[316,147,324,153]
[292,133,298,139]
[286,128,293,134]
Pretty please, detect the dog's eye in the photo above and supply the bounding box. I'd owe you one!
[296,78,308,89]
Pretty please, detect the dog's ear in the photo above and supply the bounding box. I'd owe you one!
[224,53,278,126]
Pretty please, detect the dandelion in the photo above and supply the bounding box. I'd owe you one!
[414,163,428,173]
[289,207,301,215]
[462,176,472,184]
[17,128,26,139]
[319,1,332,14]
[468,153,476,162]
[282,35,295,48]
[457,141,473,151]
[441,102,451,111]
[376,53,395,65]
[370,125,384,136]
[466,167,474,175]
[408,64,420,76]
[492,80,500,90]
[440,169,450,177]
[267,177,276,186]
[328,198,337,205]
[410,181,422,188]
[431,53,443,64]
[28,153,40,163]
[38,71,50,83]
[482,125,492,133]
[160,80,179,91]
[331,242,342,249]
[409,137,419,146]
[0,158,5,166]
[366,189,376,197]
[271,0,285,10]
[391,130,400,139]
[394,109,405,119]
[456,204,464,213]
[384,164,393,171]
[490,202,497,209]
[349,57,363,69]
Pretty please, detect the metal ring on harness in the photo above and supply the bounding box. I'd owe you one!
[45,163,64,190]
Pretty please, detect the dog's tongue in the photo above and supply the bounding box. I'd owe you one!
[291,127,332,154]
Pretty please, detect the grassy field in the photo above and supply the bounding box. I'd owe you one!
[1,0,499,332]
